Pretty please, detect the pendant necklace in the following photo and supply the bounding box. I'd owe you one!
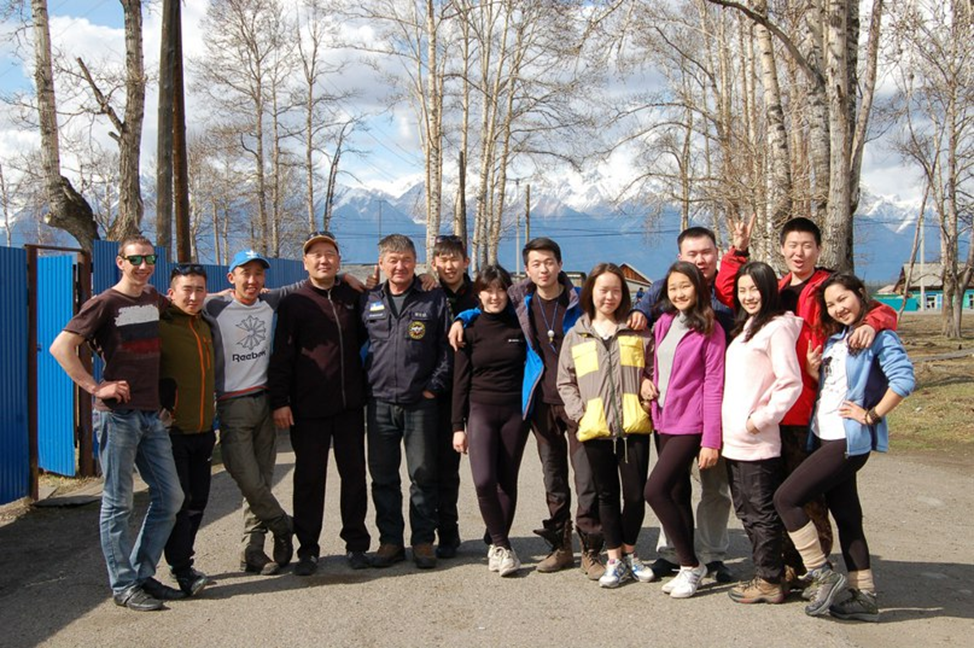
[539,296,560,351]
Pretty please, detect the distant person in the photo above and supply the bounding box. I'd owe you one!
[269,231,372,576]
[430,234,479,558]
[629,227,735,583]
[721,261,804,604]
[159,263,217,597]
[50,236,184,611]
[204,249,296,576]
[774,273,915,621]
[557,263,656,588]
[642,261,726,599]
[451,237,604,579]
[635,287,645,302]
[716,216,898,587]
[451,264,529,576]
[362,234,452,570]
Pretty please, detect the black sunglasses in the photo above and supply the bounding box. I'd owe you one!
[171,263,207,280]
[435,234,463,244]
[120,254,157,265]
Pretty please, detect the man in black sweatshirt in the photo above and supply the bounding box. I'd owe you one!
[269,231,371,576]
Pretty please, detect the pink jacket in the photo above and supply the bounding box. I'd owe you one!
[651,312,726,450]
[721,313,804,461]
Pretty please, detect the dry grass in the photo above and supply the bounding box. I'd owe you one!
[890,312,974,457]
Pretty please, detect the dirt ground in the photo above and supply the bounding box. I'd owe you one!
[0,434,971,648]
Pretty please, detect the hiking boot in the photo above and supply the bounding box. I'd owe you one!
[240,547,280,575]
[141,577,186,601]
[487,545,502,572]
[598,558,632,589]
[537,546,574,573]
[497,547,521,577]
[728,577,785,604]
[537,524,574,573]
[625,554,656,583]
[436,542,459,559]
[804,564,848,617]
[651,557,679,580]
[412,543,437,569]
[706,560,734,583]
[347,551,371,570]
[294,555,318,577]
[172,568,211,597]
[830,589,879,622]
[667,563,708,599]
[272,515,294,567]
[371,544,406,568]
[578,531,604,580]
[113,586,164,612]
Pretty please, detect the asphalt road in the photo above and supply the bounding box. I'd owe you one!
[0,433,971,648]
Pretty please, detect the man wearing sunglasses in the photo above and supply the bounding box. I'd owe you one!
[50,236,185,612]
[268,232,371,576]
[159,264,216,597]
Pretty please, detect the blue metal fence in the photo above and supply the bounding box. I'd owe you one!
[0,247,28,504]
[37,255,77,476]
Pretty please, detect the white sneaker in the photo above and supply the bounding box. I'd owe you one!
[625,554,656,583]
[668,563,708,599]
[497,547,521,577]
[598,558,632,589]
[487,545,501,572]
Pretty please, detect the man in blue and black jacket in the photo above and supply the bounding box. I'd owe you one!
[362,234,452,570]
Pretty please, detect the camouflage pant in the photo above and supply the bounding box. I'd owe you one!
[779,425,834,574]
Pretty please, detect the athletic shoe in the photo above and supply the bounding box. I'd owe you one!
[294,555,318,577]
[172,568,211,597]
[651,557,679,580]
[625,554,656,583]
[497,547,521,577]
[728,577,785,604]
[829,589,880,622]
[113,586,164,612]
[668,563,708,599]
[347,551,372,570]
[487,545,501,572]
[804,564,848,616]
[598,558,632,589]
[706,560,734,583]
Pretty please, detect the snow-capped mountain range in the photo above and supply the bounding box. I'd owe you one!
[328,180,931,284]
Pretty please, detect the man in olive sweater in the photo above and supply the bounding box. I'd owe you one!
[160,264,216,596]
[269,231,371,576]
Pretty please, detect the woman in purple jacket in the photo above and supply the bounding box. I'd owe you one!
[642,261,726,599]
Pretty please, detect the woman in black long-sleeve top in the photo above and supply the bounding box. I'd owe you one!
[452,265,528,577]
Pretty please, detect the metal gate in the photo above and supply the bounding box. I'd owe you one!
[36,254,77,476]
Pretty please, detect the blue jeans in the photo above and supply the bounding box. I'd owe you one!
[95,409,183,597]
[367,399,439,546]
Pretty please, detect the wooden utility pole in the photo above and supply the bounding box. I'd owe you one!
[171,0,190,261]
[525,184,531,243]
[156,0,174,255]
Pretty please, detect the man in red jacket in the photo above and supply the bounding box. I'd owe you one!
[715,216,898,583]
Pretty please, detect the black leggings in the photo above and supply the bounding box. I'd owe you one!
[466,401,530,549]
[774,438,871,572]
[644,433,701,567]
[583,435,650,550]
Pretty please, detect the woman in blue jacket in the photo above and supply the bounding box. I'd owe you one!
[774,273,915,622]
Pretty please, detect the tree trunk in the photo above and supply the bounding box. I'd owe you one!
[822,0,853,272]
[156,0,175,254]
[30,0,98,251]
[108,0,146,242]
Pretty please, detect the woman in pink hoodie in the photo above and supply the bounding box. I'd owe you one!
[643,261,726,599]
[721,261,804,605]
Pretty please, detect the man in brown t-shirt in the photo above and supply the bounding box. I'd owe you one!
[50,236,185,612]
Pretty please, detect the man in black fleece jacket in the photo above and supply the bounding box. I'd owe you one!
[269,231,371,576]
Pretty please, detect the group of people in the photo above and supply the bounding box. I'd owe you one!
[50,217,914,624]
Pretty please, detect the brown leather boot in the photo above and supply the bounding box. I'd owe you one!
[578,531,605,580]
[536,524,574,573]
